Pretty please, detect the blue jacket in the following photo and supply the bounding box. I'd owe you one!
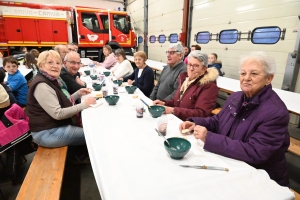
[123,66,154,97]
[189,84,290,186]
[208,63,223,76]
[7,70,28,106]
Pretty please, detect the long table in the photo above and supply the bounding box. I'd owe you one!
[80,71,294,199]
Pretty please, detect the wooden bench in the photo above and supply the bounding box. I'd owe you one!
[291,189,300,200]
[16,146,68,200]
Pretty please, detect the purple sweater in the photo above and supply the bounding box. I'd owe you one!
[188,84,290,186]
[102,53,116,70]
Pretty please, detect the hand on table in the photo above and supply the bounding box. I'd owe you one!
[76,76,86,86]
[84,97,97,107]
[127,79,134,85]
[179,121,195,134]
[153,100,165,105]
[164,106,174,114]
[193,125,208,142]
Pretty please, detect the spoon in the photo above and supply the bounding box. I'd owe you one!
[140,98,151,109]
[155,128,172,148]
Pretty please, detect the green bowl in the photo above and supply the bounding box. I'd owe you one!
[84,70,90,75]
[104,95,120,105]
[148,105,165,118]
[92,83,102,91]
[103,71,111,77]
[113,80,123,86]
[90,75,98,80]
[125,85,137,94]
[164,137,191,160]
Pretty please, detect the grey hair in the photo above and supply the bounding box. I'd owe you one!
[168,43,184,55]
[239,51,276,75]
[64,51,80,61]
[188,50,208,67]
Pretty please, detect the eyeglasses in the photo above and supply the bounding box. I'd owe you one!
[166,51,179,55]
[68,48,76,52]
[187,63,201,68]
[66,60,81,65]
[46,61,62,66]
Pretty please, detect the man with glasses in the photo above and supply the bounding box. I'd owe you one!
[54,45,68,61]
[66,43,76,52]
[150,43,186,100]
[60,52,86,94]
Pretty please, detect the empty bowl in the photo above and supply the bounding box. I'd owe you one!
[148,105,165,118]
[103,71,111,77]
[125,86,137,94]
[92,83,102,91]
[90,75,98,80]
[113,80,123,86]
[164,137,191,160]
[84,70,90,75]
[104,95,120,105]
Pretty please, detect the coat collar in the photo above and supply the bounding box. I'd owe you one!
[179,67,219,85]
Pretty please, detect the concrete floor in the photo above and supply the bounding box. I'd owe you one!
[0,152,101,200]
[0,123,299,199]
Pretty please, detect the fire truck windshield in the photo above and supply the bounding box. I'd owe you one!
[113,15,130,34]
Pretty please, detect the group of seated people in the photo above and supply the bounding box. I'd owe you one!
[0,42,291,187]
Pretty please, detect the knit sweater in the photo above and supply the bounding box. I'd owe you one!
[150,61,186,100]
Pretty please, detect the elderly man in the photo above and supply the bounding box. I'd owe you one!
[66,43,76,52]
[54,45,68,61]
[60,52,86,94]
[150,43,186,100]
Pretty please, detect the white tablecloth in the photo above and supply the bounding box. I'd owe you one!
[81,83,294,200]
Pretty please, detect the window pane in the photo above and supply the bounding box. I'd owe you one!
[113,15,129,34]
[158,35,166,43]
[169,34,178,43]
[82,13,101,33]
[138,36,143,43]
[149,35,156,43]
[219,29,238,44]
[252,27,281,44]
[196,31,210,44]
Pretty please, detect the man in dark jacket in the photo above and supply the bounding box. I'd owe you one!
[60,52,86,94]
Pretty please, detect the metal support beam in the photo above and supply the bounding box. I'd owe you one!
[181,0,190,46]
[144,0,148,56]
[187,0,193,47]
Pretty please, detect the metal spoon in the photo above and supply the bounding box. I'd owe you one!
[155,128,172,148]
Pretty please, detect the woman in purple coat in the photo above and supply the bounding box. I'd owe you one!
[153,51,219,121]
[180,51,290,187]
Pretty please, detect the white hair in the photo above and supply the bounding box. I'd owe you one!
[168,43,184,54]
[188,50,208,67]
[239,51,276,76]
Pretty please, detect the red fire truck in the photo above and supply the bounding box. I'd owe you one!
[0,1,136,61]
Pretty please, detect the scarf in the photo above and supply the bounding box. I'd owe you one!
[39,70,81,126]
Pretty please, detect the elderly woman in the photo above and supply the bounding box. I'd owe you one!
[153,51,219,121]
[111,48,133,79]
[100,45,116,70]
[121,51,154,97]
[180,51,290,187]
[26,50,96,148]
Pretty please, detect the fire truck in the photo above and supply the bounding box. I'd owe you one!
[0,1,137,61]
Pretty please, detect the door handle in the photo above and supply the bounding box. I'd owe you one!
[16,29,21,32]
[54,31,58,34]
[80,35,85,39]
[112,36,116,40]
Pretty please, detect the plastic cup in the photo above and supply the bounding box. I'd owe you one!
[113,84,118,94]
[102,87,108,97]
[157,116,168,136]
[135,101,144,118]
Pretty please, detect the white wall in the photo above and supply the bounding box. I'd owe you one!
[4,0,123,10]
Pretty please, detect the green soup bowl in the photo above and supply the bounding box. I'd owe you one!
[92,83,102,91]
[90,75,98,80]
[84,70,90,75]
[103,71,111,77]
[164,137,191,160]
[148,105,165,118]
[104,95,120,105]
[113,80,123,86]
[125,85,137,94]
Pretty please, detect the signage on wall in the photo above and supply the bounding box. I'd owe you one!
[1,6,67,19]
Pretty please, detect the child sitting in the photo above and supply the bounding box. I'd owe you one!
[208,53,223,76]
[3,56,28,107]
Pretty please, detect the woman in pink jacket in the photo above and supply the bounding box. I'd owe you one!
[153,51,219,121]
[100,45,117,70]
